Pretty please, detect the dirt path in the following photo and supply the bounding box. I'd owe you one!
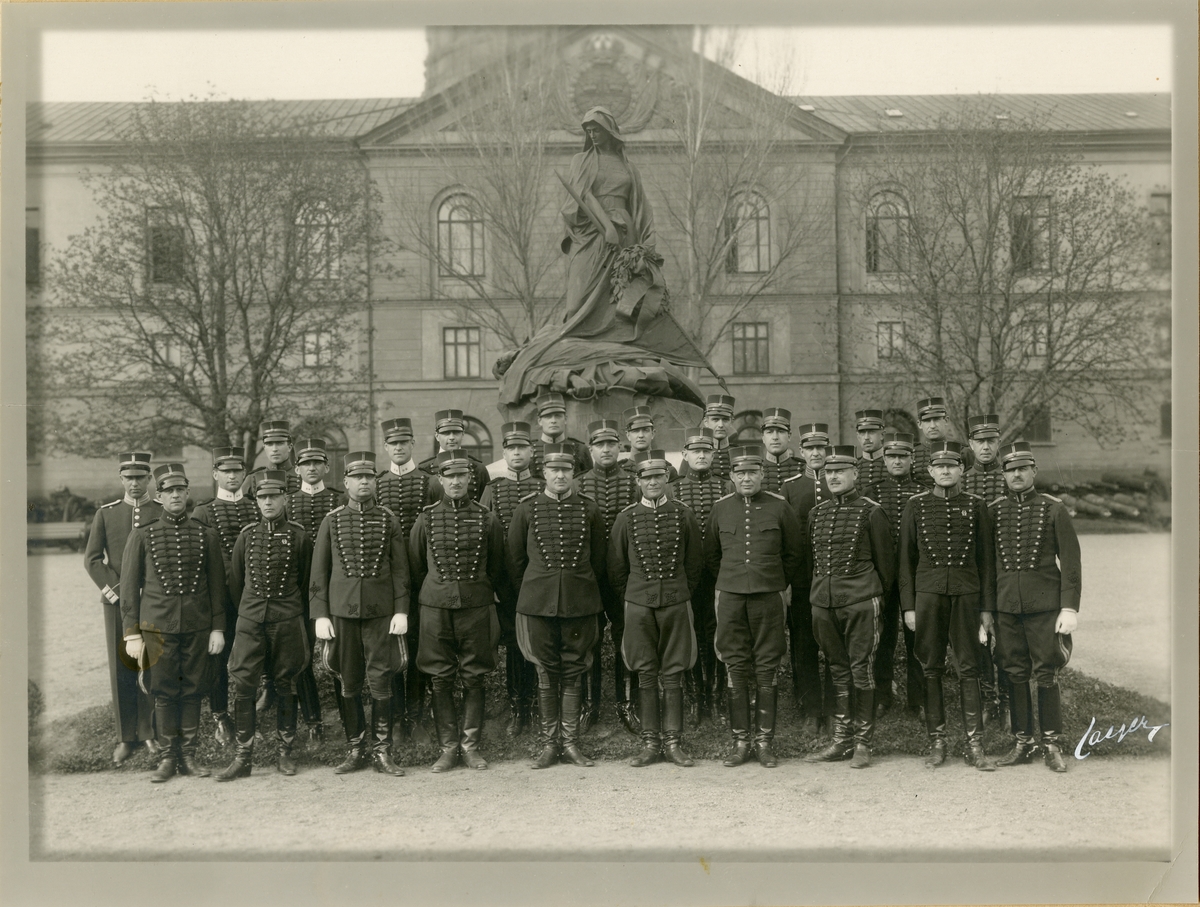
[30,753,1170,861]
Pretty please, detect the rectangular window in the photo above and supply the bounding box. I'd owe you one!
[724,197,770,274]
[147,208,185,284]
[1025,321,1049,357]
[731,322,770,375]
[1011,196,1051,273]
[26,208,40,287]
[876,321,905,360]
[153,334,183,368]
[443,326,481,378]
[298,208,341,281]
[1024,405,1053,443]
[1149,192,1171,270]
[303,330,333,368]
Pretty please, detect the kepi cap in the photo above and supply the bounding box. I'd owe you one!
[260,420,292,442]
[343,450,377,477]
[118,451,154,475]
[729,445,765,470]
[917,397,948,420]
[295,438,328,464]
[381,418,414,442]
[704,394,736,417]
[929,440,965,465]
[623,406,654,430]
[540,443,575,469]
[1000,441,1036,469]
[535,392,566,416]
[824,445,859,468]
[153,462,188,489]
[855,409,886,431]
[588,419,621,444]
[633,449,670,476]
[796,422,830,447]
[434,409,465,432]
[255,469,289,495]
[435,450,471,475]
[501,422,532,447]
[683,427,717,450]
[211,447,245,469]
[882,432,915,454]
[968,414,1001,439]
[761,407,792,431]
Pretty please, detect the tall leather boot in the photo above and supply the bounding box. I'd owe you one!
[256,678,276,721]
[370,697,405,776]
[460,684,488,770]
[850,687,875,769]
[177,699,210,777]
[559,679,594,767]
[580,634,602,734]
[924,676,947,768]
[806,684,854,762]
[1038,684,1068,772]
[996,680,1038,766]
[662,685,695,767]
[212,709,235,748]
[531,679,561,770]
[430,686,460,773]
[754,685,779,768]
[296,668,324,743]
[961,678,995,771]
[334,695,368,774]
[629,685,661,767]
[614,655,638,735]
[405,667,432,746]
[150,698,179,783]
[276,691,299,775]
[390,670,409,742]
[216,696,256,781]
[520,659,537,732]
[505,647,525,737]
[723,684,754,766]
[712,661,728,722]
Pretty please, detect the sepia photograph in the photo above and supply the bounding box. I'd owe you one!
[2,2,1196,905]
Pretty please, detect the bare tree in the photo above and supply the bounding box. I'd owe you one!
[33,98,383,463]
[849,99,1163,445]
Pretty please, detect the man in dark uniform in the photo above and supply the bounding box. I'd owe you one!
[192,447,259,747]
[864,432,925,717]
[619,406,680,483]
[804,446,895,769]
[609,450,704,767]
[120,463,226,782]
[311,451,409,777]
[577,417,640,733]
[679,394,735,480]
[672,428,732,724]
[855,409,888,489]
[988,442,1082,773]
[961,414,1011,727]
[911,398,974,486]
[480,422,543,736]
[84,451,160,765]
[508,443,608,769]
[782,422,835,732]
[530,392,591,476]
[216,470,313,780]
[760,408,803,494]
[419,409,490,503]
[900,440,997,771]
[706,446,804,768]
[409,451,506,772]
[376,416,437,744]
[286,438,343,743]
[253,420,303,495]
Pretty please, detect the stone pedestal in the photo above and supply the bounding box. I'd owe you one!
[499,390,702,452]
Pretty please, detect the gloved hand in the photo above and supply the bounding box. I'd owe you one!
[979,611,995,645]
[903,611,916,632]
[389,613,408,636]
[207,630,225,655]
[125,636,145,662]
[1055,610,1078,635]
[315,617,335,640]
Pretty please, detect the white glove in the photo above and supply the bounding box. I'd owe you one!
[315,617,335,640]
[125,636,145,662]
[207,630,225,655]
[903,611,916,632]
[979,611,995,645]
[389,613,408,636]
[1055,610,1078,635]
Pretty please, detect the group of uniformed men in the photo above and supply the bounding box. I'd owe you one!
[85,392,1081,782]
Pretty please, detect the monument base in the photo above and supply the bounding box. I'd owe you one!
[499,390,702,453]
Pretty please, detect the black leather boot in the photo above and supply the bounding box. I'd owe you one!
[712,661,728,722]
[216,696,255,781]
[150,699,179,783]
[460,684,488,770]
[924,676,947,768]
[277,691,299,775]
[256,678,276,721]
[629,686,661,767]
[581,641,602,734]
[961,678,995,771]
[531,679,561,770]
[723,685,754,766]
[1039,684,1068,772]
[370,697,405,776]
[850,687,875,769]
[334,696,368,774]
[178,699,210,777]
[559,680,594,767]
[996,680,1039,766]
[806,685,853,762]
[754,685,779,768]
[431,686,460,773]
[662,685,694,767]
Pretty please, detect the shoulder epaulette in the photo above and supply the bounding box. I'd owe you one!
[963,491,983,501]
[238,521,256,535]
[379,504,398,520]
[765,491,786,501]
[518,492,539,502]
[101,499,122,509]
[286,519,306,531]
[577,491,596,502]
[782,473,804,485]
[422,502,437,511]
[861,495,880,507]
[673,498,693,510]
[912,490,931,499]
[1042,493,1062,503]
[619,501,639,513]
[716,492,736,502]
[138,517,160,529]
[989,495,1006,507]
[328,504,347,515]
[810,498,832,512]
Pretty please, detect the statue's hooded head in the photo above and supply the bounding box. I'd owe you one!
[581,107,624,152]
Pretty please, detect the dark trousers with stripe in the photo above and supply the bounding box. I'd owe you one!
[994,610,1072,687]
[622,600,697,686]
[516,612,599,684]
[812,597,881,691]
[227,615,310,699]
[714,591,787,689]
[416,604,498,692]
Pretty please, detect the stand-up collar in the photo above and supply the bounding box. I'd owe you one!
[391,460,417,477]
[301,481,326,495]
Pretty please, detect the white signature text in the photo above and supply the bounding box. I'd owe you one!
[1074,715,1169,760]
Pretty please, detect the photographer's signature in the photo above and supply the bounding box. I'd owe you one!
[1075,715,1169,760]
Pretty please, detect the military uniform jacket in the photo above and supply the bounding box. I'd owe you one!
[506,489,607,618]
[409,497,506,610]
[479,470,543,535]
[376,463,437,543]
[229,517,312,623]
[84,496,161,604]
[705,490,805,595]
[807,490,894,609]
[309,499,410,621]
[119,511,227,637]
[762,450,803,495]
[961,461,1007,501]
[192,494,259,574]
[899,488,996,612]
[531,436,592,477]
[987,489,1081,615]
[577,463,639,543]
[287,484,346,541]
[865,473,923,548]
[783,468,831,525]
[672,472,734,553]
[420,452,490,503]
[857,452,888,490]
[608,497,704,608]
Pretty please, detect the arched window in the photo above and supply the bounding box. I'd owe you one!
[866,191,910,273]
[437,195,485,278]
[296,202,340,280]
[729,410,763,446]
[724,192,771,274]
[883,408,918,436]
[460,417,494,464]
